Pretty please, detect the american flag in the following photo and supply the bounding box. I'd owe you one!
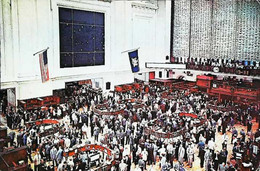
[39,50,49,83]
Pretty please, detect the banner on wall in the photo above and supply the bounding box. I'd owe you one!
[128,49,140,73]
[39,50,49,83]
[7,88,16,110]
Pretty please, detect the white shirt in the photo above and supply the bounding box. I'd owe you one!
[65,138,71,148]
[57,108,62,116]
[218,118,222,126]
[27,136,32,145]
[166,144,174,154]
[158,147,166,157]
[208,140,215,150]
[160,156,167,166]
[82,124,88,132]
[57,163,63,171]
[20,119,24,127]
[119,162,128,171]
[34,154,41,165]
[142,150,148,161]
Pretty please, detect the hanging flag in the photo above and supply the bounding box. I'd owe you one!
[128,49,140,73]
[39,50,49,83]
[7,88,16,112]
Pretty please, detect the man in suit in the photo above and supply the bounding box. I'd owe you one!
[27,145,33,163]
[45,143,51,161]
[199,148,205,168]
[50,146,57,166]
[22,133,27,146]
[73,162,80,171]
[56,146,63,164]
[38,159,46,171]
[8,131,15,146]
[40,148,47,161]
[17,132,23,147]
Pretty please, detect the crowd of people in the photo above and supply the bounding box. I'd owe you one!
[171,56,260,76]
[2,81,260,171]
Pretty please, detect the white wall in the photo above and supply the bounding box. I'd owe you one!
[134,72,149,82]
[0,0,171,100]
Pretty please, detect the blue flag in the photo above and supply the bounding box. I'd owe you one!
[128,50,140,73]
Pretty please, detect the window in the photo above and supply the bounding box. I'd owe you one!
[159,71,162,78]
[59,8,105,68]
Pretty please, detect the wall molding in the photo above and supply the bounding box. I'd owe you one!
[131,2,158,10]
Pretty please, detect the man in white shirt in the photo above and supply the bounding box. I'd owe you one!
[178,144,185,164]
[50,146,57,160]
[158,145,166,157]
[64,137,71,149]
[67,158,74,169]
[160,153,167,169]
[134,165,142,171]
[122,146,130,157]
[119,160,128,171]
[57,161,63,171]
[166,143,174,166]
[208,138,215,152]
[199,134,206,143]
[217,118,222,132]
[34,151,41,171]
[57,107,62,118]
[82,123,88,139]
[141,148,148,169]
[27,135,32,146]
[187,144,194,167]
[72,112,78,126]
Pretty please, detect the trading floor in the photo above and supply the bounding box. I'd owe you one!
[0,80,259,171]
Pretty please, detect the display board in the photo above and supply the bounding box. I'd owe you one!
[171,0,260,61]
[59,8,105,68]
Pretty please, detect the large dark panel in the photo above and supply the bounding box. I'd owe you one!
[74,53,94,67]
[73,10,95,25]
[73,25,95,52]
[85,25,96,52]
[59,23,73,52]
[59,7,105,68]
[60,53,73,68]
[59,8,72,23]
[95,12,105,26]
[94,53,105,65]
[95,26,105,51]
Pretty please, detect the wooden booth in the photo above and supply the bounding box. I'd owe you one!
[0,146,27,171]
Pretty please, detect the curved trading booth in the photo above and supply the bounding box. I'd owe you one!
[144,113,206,139]
[63,144,115,170]
[94,98,144,116]
[26,119,59,126]
[0,146,28,171]
[25,119,60,137]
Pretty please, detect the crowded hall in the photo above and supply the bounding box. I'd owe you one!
[0,0,260,171]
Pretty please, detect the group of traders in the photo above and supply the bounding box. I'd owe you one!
[3,82,260,171]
